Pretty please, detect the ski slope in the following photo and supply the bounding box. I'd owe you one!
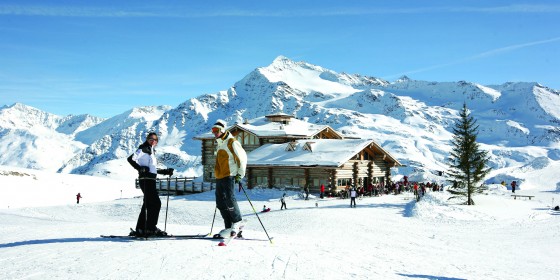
[0,166,559,279]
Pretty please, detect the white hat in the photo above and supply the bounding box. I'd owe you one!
[212,119,227,133]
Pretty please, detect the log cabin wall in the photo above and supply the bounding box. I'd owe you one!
[307,168,332,192]
[201,139,215,182]
[247,167,334,192]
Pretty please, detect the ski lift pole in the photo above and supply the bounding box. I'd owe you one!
[239,182,274,244]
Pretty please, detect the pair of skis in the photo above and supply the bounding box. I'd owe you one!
[100,231,270,245]
[100,233,209,240]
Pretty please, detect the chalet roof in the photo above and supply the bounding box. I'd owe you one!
[265,112,293,119]
[193,116,342,139]
[247,139,402,168]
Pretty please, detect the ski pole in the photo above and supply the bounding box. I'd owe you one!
[164,175,171,232]
[239,183,274,244]
[209,206,217,236]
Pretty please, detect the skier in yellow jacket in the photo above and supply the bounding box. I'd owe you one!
[211,119,247,238]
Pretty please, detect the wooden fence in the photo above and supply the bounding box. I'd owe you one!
[135,177,215,195]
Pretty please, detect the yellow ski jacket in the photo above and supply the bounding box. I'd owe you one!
[214,131,247,180]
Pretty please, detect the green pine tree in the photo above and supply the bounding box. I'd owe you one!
[447,103,492,205]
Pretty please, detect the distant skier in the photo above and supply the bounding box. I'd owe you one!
[280,193,287,210]
[76,193,82,204]
[320,184,325,199]
[304,185,310,200]
[511,181,517,193]
[350,188,357,208]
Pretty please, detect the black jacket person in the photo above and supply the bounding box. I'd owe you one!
[127,132,173,237]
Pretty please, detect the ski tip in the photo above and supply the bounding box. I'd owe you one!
[218,242,226,246]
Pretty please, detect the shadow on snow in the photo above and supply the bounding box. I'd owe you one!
[397,273,467,280]
[0,236,162,248]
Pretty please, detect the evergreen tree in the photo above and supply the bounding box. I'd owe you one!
[447,103,491,205]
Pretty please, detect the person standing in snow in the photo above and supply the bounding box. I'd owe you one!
[511,181,517,193]
[76,193,82,204]
[304,185,310,200]
[350,187,357,208]
[280,193,287,210]
[320,184,325,199]
[211,119,247,238]
[127,132,174,237]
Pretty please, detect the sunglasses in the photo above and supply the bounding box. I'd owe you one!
[148,138,158,142]
[211,127,221,133]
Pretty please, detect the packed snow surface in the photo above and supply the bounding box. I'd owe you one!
[1,166,559,279]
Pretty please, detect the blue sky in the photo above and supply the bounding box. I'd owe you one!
[1,0,559,118]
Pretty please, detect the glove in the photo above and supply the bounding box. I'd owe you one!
[158,168,174,176]
[138,166,149,174]
[235,174,242,183]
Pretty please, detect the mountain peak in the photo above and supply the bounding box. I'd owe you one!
[395,75,411,83]
[0,102,62,130]
[272,55,293,64]
[9,102,42,113]
[269,56,301,71]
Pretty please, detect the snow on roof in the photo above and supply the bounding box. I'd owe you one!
[193,116,338,139]
[236,117,330,137]
[248,138,395,167]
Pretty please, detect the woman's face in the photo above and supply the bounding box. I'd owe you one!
[147,136,158,146]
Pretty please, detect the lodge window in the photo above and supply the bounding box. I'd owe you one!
[256,176,268,186]
[294,178,306,187]
[236,131,258,145]
[282,177,293,185]
[313,178,329,188]
[337,178,352,187]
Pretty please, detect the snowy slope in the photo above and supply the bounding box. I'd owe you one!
[0,165,559,279]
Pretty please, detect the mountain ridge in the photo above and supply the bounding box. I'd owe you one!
[1,56,559,189]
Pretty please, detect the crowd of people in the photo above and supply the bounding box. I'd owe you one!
[315,179,444,201]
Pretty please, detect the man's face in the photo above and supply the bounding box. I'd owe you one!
[212,127,222,138]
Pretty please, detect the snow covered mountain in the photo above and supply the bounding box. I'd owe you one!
[0,103,103,171]
[2,56,559,189]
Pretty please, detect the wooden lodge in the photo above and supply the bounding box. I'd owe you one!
[193,113,402,192]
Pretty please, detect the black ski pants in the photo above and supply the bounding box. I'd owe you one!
[136,175,161,231]
[215,176,242,229]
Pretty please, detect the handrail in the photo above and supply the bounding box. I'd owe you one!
[134,177,215,194]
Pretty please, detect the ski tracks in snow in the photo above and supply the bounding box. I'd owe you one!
[271,252,299,279]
